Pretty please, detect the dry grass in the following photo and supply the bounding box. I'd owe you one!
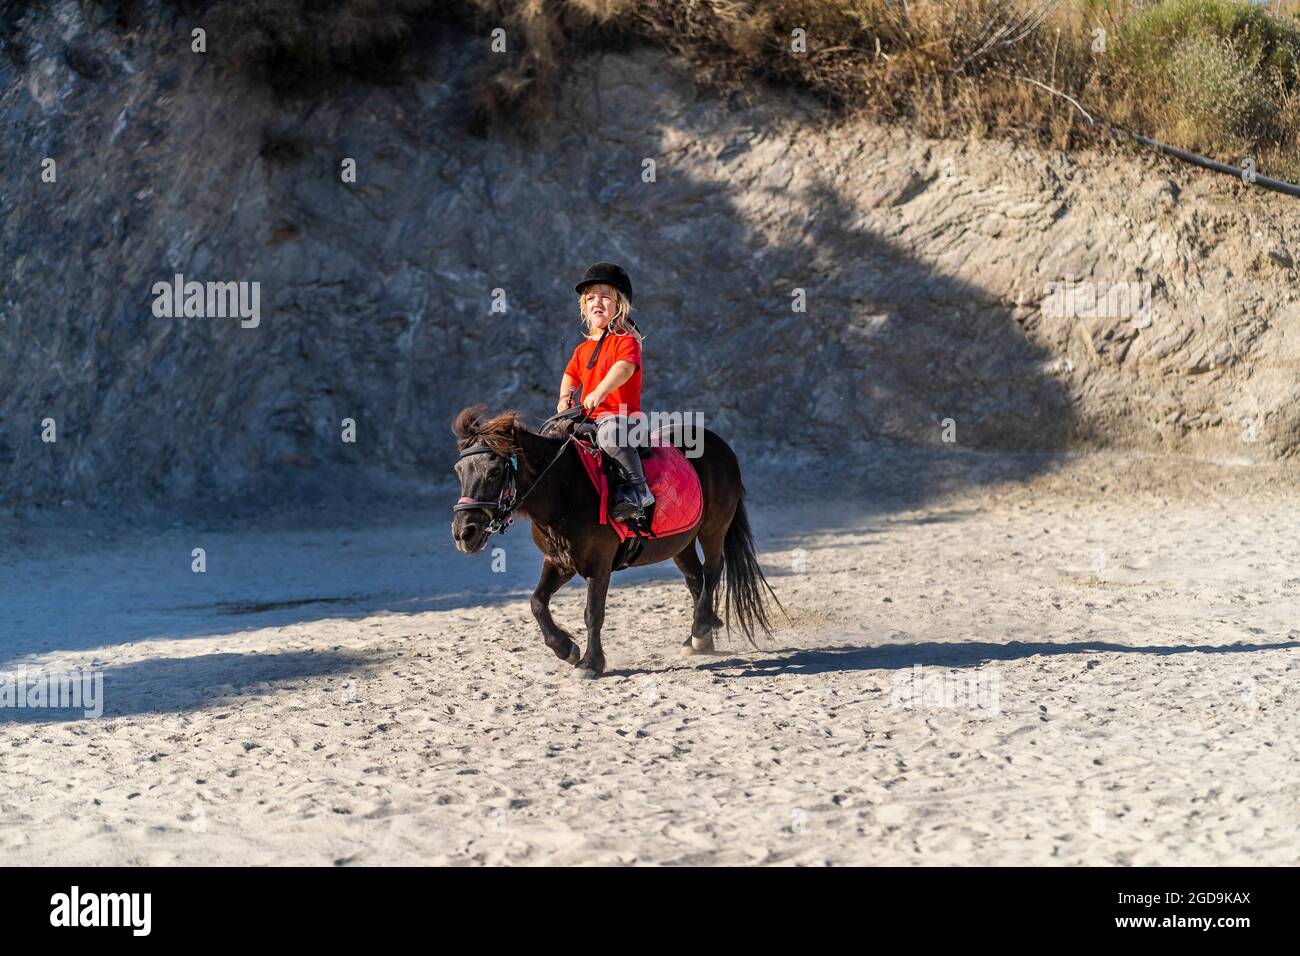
[457,0,1300,179]
[25,0,1290,177]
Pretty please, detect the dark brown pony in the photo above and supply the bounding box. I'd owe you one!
[450,404,783,677]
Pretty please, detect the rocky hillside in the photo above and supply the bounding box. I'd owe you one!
[3,1,1298,509]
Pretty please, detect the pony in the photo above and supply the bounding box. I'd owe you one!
[451,404,783,677]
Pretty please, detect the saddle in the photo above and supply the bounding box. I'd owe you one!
[571,428,703,571]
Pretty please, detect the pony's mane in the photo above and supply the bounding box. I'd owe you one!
[452,404,525,455]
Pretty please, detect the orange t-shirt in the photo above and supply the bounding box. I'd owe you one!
[564,331,642,420]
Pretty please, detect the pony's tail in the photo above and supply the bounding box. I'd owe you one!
[722,485,788,647]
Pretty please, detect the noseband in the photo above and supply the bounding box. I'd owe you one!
[453,444,519,534]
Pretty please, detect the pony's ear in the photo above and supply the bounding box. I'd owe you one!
[452,404,490,443]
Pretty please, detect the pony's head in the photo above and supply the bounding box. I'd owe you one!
[450,405,525,554]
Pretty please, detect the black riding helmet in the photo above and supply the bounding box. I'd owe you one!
[575,261,632,300]
[575,261,641,335]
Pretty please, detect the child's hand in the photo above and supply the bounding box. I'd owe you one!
[556,397,571,414]
[582,392,602,412]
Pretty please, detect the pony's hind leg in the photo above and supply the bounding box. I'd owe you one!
[673,542,704,604]
[674,545,706,655]
[531,559,581,665]
[675,537,724,654]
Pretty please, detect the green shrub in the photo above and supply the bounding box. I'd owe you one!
[1106,0,1300,169]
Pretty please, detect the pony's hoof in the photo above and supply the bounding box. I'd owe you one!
[680,636,713,656]
[566,646,580,665]
[573,666,598,680]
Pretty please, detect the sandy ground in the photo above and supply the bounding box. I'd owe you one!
[2,448,1299,866]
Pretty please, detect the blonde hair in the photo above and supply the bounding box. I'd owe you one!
[578,285,642,345]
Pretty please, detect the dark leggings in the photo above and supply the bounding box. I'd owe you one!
[575,413,647,481]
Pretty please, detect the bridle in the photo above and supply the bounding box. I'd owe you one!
[452,405,592,536]
[453,444,520,534]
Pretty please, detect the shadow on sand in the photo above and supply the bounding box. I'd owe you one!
[692,639,1300,679]
[0,649,372,724]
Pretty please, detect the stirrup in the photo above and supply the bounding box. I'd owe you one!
[610,479,654,522]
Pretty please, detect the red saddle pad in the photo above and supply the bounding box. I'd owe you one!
[573,432,702,540]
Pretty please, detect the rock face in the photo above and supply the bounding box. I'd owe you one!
[3,2,1298,508]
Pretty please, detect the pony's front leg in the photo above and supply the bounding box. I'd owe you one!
[531,559,580,665]
[575,564,611,679]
